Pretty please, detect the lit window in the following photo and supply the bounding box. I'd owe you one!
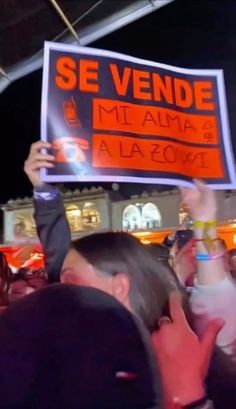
[66,204,81,232]
[13,212,36,239]
[82,202,100,229]
[123,205,141,231]
[141,202,162,229]
[123,202,162,231]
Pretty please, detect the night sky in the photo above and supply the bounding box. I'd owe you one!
[0,0,236,206]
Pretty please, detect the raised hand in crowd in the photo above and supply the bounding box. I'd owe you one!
[179,179,217,223]
[179,179,236,362]
[152,292,224,408]
[179,179,226,284]
[171,239,196,287]
[24,141,69,283]
[24,141,55,187]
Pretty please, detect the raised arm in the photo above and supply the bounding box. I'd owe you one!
[180,179,236,359]
[180,179,225,285]
[24,141,71,283]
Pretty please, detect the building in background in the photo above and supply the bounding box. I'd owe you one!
[2,186,236,248]
[2,187,111,243]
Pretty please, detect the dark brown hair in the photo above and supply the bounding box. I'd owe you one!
[147,243,193,326]
[71,232,171,332]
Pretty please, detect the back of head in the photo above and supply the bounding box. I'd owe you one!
[0,284,163,409]
[147,243,170,259]
[71,232,170,332]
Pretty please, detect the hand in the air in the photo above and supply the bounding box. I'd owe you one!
[24,141,55,187]
[179,179,217,222]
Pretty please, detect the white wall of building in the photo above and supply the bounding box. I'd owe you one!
[3,210,15,243]
[112,191,181,231]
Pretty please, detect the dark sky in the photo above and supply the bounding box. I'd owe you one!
[0,0,236,205]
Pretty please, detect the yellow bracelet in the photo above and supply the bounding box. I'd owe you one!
[193,220,216,228]
[206,220,217,228]
[193,220,205,228]
[193,220,217,252]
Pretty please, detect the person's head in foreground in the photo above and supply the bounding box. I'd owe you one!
[0,284,162,409]
[61,232,171,332]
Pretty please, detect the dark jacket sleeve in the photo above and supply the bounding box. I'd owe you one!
[33,187,71,283]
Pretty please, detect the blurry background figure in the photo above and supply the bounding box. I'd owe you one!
[161,217,196,290]
[227,248,236,280]
[10,243,44,269]
[8,268,48,303]
[0,243,47,305]
[170,236,196,289]
[162,216,191,249]
[0,251,12,311]
[13,220,28,240]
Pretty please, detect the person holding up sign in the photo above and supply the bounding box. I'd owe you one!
[24,142,229,409]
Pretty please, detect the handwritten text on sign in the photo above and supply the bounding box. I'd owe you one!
[41,42,235,188]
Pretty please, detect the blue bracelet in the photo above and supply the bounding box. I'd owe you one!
[196,254,210,261]
[196,251,225,261]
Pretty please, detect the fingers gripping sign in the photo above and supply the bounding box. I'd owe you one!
[24,141,55,187]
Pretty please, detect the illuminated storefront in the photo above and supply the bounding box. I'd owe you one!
[2,187,110,243]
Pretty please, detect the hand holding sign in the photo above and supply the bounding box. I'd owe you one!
[24,141,55,187]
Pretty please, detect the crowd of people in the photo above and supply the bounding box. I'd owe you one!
[0,141,236,408]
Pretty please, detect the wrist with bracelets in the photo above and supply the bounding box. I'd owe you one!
[193,219,224,261]
[195,251,225,261]
[193,220,216,229]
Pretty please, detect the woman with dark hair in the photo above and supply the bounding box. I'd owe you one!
[8,267,48,303]
[62,232,172,333]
